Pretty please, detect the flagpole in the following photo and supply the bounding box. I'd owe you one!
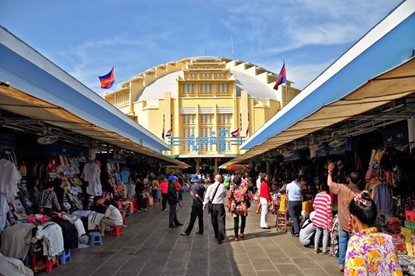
[113,61,116,94]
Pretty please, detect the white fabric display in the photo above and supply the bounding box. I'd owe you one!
[0,159,22,232]
[34,222,64,258]
[82,162,102,196]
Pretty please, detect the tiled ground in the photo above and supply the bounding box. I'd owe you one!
[39,194,341,275]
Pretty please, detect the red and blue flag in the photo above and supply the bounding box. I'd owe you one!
[231,129,240,137]
[273,63,286,90]
[99,67,115,89]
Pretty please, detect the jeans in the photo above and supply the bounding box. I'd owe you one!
[185,205,203,234]
[339,228,352,266]
[314,226,329,253]
[288,201,302,234]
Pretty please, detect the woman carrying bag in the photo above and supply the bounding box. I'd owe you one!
[227,175,248,241]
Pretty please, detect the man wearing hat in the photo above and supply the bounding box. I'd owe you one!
[180,175,205,236]
[167,175,183,228]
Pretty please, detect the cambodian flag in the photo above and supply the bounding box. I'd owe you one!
[231,129,240,137]
[99,67,115,89]
[273,63,286,90]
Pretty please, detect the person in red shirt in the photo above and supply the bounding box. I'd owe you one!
[159,176,169,211]
[259,174,271,229]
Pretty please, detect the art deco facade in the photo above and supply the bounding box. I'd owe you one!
[104,57,300,173]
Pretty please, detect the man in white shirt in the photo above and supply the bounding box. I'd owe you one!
[100,200,123,237]
[203,174,227,244]
[286,173,302,237]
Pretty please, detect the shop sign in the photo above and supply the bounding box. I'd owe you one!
[187,129,228,151]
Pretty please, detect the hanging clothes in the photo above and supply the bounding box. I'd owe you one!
[81,162,102,196]
[0,158,22,231]
[374,182,393,215]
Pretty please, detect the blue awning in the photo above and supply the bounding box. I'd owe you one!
[223,0,415,166]
[0,26,189,168]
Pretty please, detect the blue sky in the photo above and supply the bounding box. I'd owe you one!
[1,0,402,95]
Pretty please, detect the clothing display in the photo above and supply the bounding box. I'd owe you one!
[0,223,35,259]
[33,221,64,258]
[82,162,102,196]
[50,218,79,250]
[0,254,34,276]
[0,158,22,231]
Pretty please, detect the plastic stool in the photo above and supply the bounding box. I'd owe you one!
[110,225,123,237]
[45,258,59,272]
[59,249,71,264]
[89,232,103,246]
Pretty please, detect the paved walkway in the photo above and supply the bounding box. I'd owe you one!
[40,194,341,276]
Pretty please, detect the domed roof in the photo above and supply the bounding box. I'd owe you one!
[135,57,279,102]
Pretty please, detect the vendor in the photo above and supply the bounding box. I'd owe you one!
[39,181,61,216]
[99,199,123,237]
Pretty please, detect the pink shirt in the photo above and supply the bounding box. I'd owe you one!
[312,192,332,231]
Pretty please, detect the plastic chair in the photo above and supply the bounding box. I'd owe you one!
[59,249,71,264]
[89,232,103,246]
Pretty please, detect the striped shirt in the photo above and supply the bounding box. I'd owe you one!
[312,192,332,231]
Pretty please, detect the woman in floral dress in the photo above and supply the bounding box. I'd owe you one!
[227,175,248,241]
[345,190,402,275]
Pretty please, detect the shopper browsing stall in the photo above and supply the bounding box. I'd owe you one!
[312,183,332,255]
[345,191,402,275]
[327,162,361,272]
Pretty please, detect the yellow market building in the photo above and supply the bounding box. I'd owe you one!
[104,57,300,174]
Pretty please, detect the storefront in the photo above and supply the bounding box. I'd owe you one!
[0,25,189,273]
[222,1,415,273]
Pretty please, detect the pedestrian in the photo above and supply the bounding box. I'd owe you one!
[227,175,248,241]
[327,162,361,272]
[259,173,271,229]
[151,177,160,205]
[159,176,168,211]
[203,174,227,244]
[135,178,147,212]
[286,173,302,236]
[167,175,183,228]
[180,175,205,236]
[345,191,402,275]
[312,183,332,255]
[255,173,262,214]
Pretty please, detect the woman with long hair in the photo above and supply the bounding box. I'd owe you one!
[345,191,402,275]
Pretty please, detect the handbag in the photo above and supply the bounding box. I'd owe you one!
[207,183,221,214]
[245,194,251,209]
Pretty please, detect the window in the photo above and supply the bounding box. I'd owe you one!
[217,83,229,94]
[200,83,212,95]
[125,92,130,104]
